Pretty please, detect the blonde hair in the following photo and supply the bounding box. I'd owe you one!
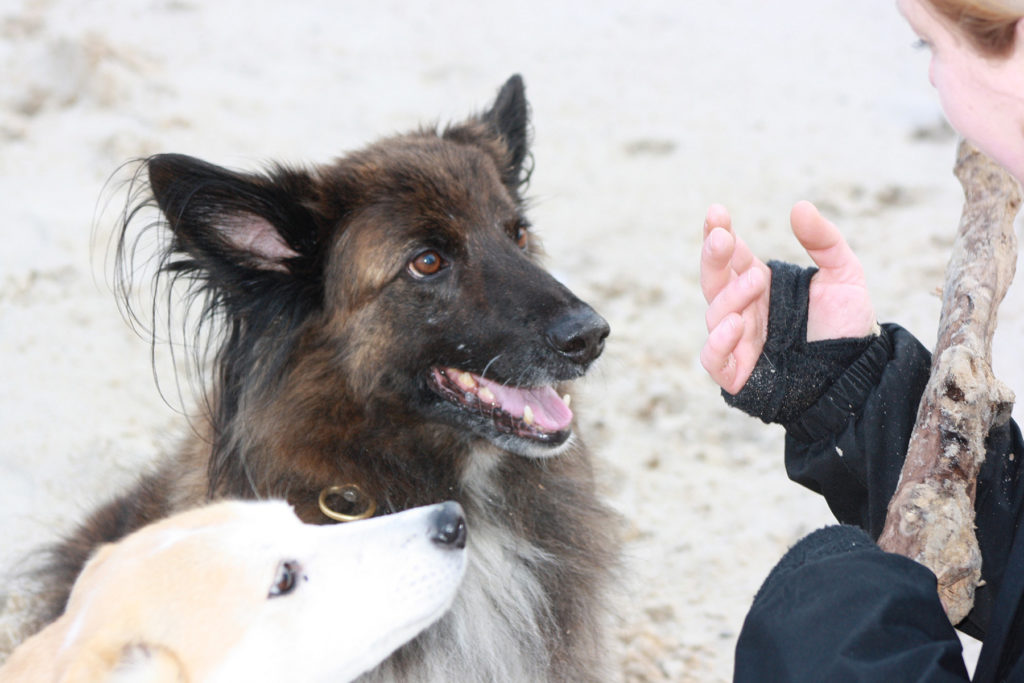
[926,0,1024,56]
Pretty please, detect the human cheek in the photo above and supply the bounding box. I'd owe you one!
[928,60,962,128]
[933,76,986,155]
[934,82,967,135]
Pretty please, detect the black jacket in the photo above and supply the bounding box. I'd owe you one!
[728,263,1024,682]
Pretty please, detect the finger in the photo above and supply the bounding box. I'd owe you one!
[729,233,757,274]
[790,201,863,280]
[705,265,767,331]
[704,203,764,277]
[700,227,736,302]
[703,203,733,240]
[701,312,744,392]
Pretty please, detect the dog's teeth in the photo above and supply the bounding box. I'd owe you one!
[457,372,478,390]
[479,386,496,404]
[562,394,572,408]
[523,404,535,425]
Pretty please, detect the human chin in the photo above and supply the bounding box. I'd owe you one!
[989,147,1024,186]
[958,115,1024,183]
[954,121,1024,186]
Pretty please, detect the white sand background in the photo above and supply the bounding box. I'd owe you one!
[2,0,1019,679]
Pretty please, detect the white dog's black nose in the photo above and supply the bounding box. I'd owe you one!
[431,501,467,549]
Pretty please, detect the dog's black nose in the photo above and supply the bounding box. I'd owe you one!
[546,306,610,365]
[430,501,467,550]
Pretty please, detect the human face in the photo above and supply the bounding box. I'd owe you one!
[897,0,1024,184]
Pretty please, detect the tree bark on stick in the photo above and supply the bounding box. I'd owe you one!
[877,139,1021,625]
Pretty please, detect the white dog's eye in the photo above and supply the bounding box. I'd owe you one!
[269,560,302,598]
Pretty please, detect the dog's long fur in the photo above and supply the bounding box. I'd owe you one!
[32,75,619,681]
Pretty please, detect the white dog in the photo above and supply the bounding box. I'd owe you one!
[0,500,467,682]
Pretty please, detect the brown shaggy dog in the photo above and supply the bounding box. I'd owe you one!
[33,75,619,681]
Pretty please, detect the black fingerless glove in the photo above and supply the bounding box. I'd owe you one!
[722,261,876,426]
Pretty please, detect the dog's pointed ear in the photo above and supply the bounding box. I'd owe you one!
[147,153,321,277]
[482,74,530,188]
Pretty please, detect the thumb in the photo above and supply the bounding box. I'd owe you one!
[790,200,862,280]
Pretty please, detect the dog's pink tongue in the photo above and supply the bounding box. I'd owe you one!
[479,377,573,432]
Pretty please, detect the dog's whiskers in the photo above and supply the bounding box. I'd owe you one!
[480,355,501,383]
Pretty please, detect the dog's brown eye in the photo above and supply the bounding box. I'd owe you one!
[514,225,529,250]
[269,560,302,598]
[409,250,445,277]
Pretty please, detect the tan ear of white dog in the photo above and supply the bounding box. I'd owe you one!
[0,500,467,682]
[61,642,186,682]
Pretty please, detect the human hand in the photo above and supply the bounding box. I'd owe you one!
[699,201,876,395]
[700,204,771,395]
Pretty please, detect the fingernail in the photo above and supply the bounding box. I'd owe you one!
[747,267,765,288]
[708,229,722,250]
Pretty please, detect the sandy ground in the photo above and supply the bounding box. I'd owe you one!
[2,0,1019,679]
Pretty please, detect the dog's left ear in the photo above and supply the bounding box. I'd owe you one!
[482,74,530,189]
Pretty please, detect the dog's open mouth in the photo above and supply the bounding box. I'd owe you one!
[430,367,573,444]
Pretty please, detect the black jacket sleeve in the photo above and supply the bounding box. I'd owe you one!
[735,525,970,682]
[786,322,1024,639]
[725,261,1024,640]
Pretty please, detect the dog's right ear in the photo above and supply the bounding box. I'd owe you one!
[147,153,323,280]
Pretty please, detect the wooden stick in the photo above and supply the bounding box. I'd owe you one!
[877,139,1021,624]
